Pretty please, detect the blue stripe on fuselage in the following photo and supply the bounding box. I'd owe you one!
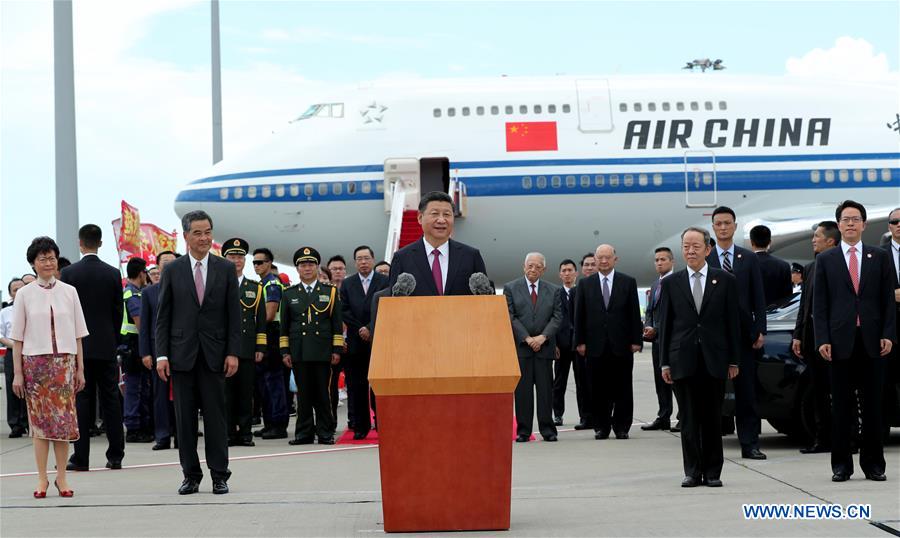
[187,152,900,186]
[176,167,900,203]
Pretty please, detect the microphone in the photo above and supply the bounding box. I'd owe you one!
[392,273,416,296]
[468,272,494,295]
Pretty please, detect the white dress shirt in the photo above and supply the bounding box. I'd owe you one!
[423,238,449,291]
[891,239,900,282]
[840,241,863,284]
[687,264,709,295]
[359,271,373,294]
[598,269,615,290]
[525,277,540,295]
[716,244,735,268]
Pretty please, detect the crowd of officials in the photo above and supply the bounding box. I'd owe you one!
[1,191,898,496]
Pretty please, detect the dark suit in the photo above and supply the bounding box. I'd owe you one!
[644,273,675,423]
[573,271,643,434]
[60,254,125,467]
[886,241,900,438]
[156,254,240,482]
[341,271,389,436]
[756,251,793,306]
[504,278,563,438]
[813,243,896,477]
[552,285,590,423]
[791,259,831,446]
[706,245,766,449]
[659,267,740,480]
[388,238,487,296]
[140,283,175,445]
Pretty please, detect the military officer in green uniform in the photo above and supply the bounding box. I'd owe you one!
[280,247,344,445]
[223,238,267,447]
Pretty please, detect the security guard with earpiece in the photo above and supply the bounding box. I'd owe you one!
[280,247,344,445]
[222,238,267,447]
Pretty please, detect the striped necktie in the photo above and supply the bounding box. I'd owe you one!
[722,251,733,273]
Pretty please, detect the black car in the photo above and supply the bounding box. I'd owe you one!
[724,291,899,442]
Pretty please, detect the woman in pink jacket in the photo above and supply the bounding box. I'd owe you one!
[11,237,88,498]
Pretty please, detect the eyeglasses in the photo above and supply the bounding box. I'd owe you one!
[252,260,268,266]
[889,219,900,226]
[839,217,863,224]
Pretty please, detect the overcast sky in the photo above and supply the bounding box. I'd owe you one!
[1,0,897,295]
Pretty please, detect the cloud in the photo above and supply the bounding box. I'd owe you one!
[261,25,424,48]
[785,36,894,80]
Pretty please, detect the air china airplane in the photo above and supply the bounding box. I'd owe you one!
[174,74,900,285]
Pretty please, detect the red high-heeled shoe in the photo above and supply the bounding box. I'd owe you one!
[33,480,49,499]
[53,479,74,497]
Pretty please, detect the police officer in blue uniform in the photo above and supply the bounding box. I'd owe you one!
[122,257,153,443]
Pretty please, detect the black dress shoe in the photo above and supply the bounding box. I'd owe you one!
[66,462,89,472]
[641,419,670,431]
[864,472,886,481]
[212,479,229,495]
[742,448,767,460]
[553,416,563,426]
[681,476,699,487]
[831,473,850,482]
[288,437,314,445]
[515,434,530,443]
[178,478,200,495]
[706,478,723,487]
[105,461,122,470]
[152,440,171,451]
[261,428,288,440]
[237,438,255,447]
[799,443,830,454]
[670,421,682,433]
[8,426,27,438]
[573,421,591,430]
[318,437,335,445]
[594,430,610,440]
[253,427,269,438]
[543,434,558,442]
[352,431,369,440]
[614,431,629,440]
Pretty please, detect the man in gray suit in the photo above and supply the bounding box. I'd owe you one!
[504,253,563,442]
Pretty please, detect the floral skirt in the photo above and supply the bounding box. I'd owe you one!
[23,353,79,441]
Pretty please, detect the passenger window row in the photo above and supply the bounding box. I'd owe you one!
[218,180,385,200]
[433,104,572,118]
[809,168,892,184]
[619,101,727,112]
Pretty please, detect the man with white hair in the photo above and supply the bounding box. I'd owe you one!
[504,253,563,442]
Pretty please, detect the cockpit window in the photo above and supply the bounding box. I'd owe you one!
[291,103,344,122]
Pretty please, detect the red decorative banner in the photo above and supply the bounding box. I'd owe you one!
[119,200,142,254]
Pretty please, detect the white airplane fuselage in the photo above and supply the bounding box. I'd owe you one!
[175,75,900,285]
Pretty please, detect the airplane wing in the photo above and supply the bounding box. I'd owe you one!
[741,203,897,250]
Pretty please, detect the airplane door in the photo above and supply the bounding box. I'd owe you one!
[575,79,613,132]
[683,150,717,207]
[383,158,420,212]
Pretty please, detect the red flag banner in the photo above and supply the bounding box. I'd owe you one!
[139,223,178,264]
[505,121,558,152]
[119,201,142,254]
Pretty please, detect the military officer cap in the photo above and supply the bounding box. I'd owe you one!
[293,246,321,266]
[222,237,249,256]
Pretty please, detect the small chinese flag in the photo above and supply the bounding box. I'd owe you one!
[505,121,558,152]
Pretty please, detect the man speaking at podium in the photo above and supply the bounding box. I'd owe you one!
[389,191,487,296]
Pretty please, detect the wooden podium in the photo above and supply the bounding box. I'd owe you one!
[369,295,520,533]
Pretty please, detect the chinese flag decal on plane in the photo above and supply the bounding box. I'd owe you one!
[505,122,558,152]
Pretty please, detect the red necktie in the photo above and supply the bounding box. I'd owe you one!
[194,261,205,305]
[849,246,860,326]
[431,250,443,296]
[530,283,537,306]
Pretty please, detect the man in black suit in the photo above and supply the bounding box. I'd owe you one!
[552,259,588,427]
[749,225,793,306]
[341,245,389,439]
[660,227,741,488]
[706,206,767,460]
[886,208,900,438]
[791,221,840,454]
[642,247,678,432]
[61,224,125,471]
[573,244,643,440]
[505,252,563,442]
[156,210,240,495]
[814,200,895,482]
[140,250,179,451]
[388,191,487,296]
